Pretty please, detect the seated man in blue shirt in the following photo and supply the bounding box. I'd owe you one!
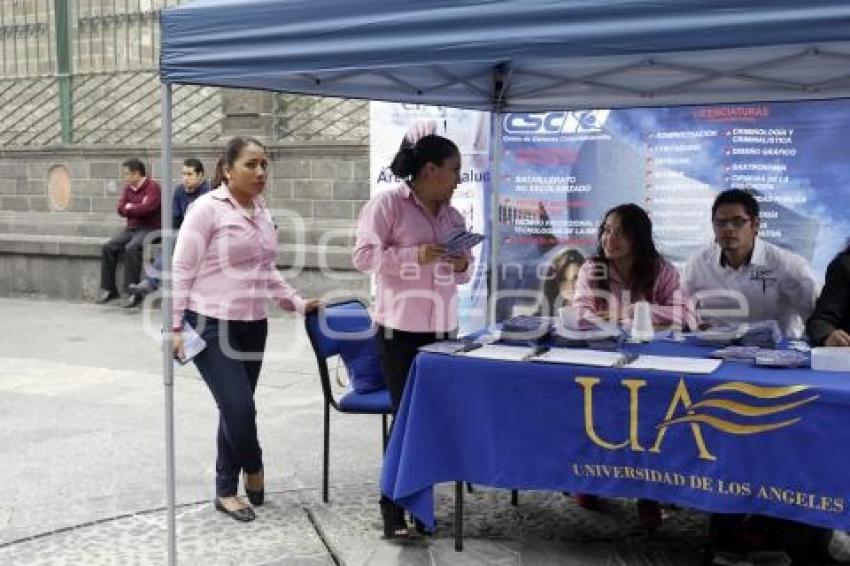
[125,157,210,307]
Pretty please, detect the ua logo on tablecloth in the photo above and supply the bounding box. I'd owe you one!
[576,377,818,461]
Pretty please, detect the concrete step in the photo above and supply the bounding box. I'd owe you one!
[0,212,357,247]
[273,217,356,247]
[0,233,359,273]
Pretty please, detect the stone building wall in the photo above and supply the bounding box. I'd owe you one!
[0,142,371,301]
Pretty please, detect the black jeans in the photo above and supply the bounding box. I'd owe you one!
[100,226,152,291]
[376,325,446,412]
[376,325,444,515]
[187,312,268,497]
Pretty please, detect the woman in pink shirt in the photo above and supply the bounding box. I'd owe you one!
[353,132,472,538]
[573,203,688,328]
[171,137,320,522]
[572,202,688,530]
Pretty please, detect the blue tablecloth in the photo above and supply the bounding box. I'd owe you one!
[381,339,850,531]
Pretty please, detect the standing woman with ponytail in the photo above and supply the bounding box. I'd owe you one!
[172,137,320,522]
[353,131,473,538]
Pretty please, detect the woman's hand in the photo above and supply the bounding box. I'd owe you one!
[825,329,850,347]
[172,332,185,362]
[304,299,322,314]
[418,244,446,265]
[446,254,469,273]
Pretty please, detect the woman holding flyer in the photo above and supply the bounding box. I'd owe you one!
[353,130,473,538]
[171,137,320,522]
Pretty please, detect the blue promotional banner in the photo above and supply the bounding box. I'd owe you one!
[495,100,850,319]
[381,340,850,531]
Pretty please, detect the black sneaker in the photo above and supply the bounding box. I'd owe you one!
[96,289,119,304]
[128,280,154,296]
[124,294,143,308]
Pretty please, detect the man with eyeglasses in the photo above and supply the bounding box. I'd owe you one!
[683,188,818,339]
[684,189,830,565]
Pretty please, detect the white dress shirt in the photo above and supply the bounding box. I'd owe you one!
[683,237,819,339]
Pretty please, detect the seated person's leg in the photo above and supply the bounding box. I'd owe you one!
[129,251,162,296]
[709,513,750,559]
[98,229,132,302]
[123,228,152,287]
[123,228,152,307]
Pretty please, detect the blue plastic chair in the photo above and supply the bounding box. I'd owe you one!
[305,299,392,503]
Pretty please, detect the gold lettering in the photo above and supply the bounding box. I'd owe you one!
[576,377,629,450]
[622,379,647,451]
[650,378,716,460]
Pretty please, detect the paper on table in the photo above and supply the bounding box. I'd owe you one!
[626,355,721,374]
[534,349,626,368]
[461,344,539,362]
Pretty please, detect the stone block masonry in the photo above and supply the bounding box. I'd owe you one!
[0,142,370,301]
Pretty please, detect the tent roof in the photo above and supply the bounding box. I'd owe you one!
[160,0,850,111]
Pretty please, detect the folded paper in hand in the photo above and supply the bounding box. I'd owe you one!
[176,322,207,365]
[442,229,486,254]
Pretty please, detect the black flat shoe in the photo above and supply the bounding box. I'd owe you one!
[96,290,119,304]
[215,498,256,522]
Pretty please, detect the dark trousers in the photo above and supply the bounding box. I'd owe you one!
[377,326,441,512]
[710,513,832,562]
[188,312,268,497]
[376,326,444,412]
[100,226,152,291]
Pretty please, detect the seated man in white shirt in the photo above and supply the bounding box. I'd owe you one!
[684,189,832,564]
[684,189,819,339]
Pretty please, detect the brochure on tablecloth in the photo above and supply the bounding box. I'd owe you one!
[625,355,722,374]
[535,349,722,373]
[534,348,628,368]
[460,344,545,362]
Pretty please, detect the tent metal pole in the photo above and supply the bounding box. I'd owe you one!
[488,111,501,326]
[488,62,509,326]
[160,81,177,566]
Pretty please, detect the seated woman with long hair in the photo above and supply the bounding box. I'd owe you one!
[571,203,690,530]
[573,203,689,329]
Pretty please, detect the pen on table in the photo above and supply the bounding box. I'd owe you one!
[456,342,483,354]
[613,351,639,368]
[523,344,549,361]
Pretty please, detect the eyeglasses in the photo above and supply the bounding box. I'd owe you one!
[712,217,751,229]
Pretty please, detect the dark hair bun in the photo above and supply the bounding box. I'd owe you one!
[389,146,416,178]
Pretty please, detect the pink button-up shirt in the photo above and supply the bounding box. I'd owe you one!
[573,257,691,327]
[172,186,305,328]
[353,183,472,333]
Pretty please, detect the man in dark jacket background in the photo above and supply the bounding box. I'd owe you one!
[97,157,161,304]
[807,243,850,347]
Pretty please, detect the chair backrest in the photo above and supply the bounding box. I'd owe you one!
[305,299,385,408]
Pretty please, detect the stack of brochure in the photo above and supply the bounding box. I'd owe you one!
[442,229,486,254]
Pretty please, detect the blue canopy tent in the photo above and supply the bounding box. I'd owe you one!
[159,1,850,562]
